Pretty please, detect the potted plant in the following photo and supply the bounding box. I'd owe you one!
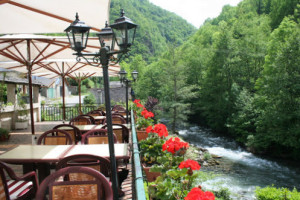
[15,93,29,130]
[147,137,215,200]
[133,99,155,141]
[0,127,10,141]
[139,124,169,182]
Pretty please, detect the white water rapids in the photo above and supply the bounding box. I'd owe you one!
[179,126,300,200]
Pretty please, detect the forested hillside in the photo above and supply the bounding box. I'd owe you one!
[109,0,196,62]
[127,0,300,160]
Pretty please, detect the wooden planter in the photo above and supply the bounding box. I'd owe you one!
[137,129,148,141]
[143,165,161,182]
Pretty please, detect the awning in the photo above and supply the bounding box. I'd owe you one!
[0,0,110,34]
[0,34,120,78]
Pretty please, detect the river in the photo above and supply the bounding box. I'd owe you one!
[179,125,300,200]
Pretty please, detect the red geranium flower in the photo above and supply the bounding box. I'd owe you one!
[133,99,140,104]
[162,137,189,154]
[179,159,201,171]
[141,108,154,119]
[133,99,144,108]
[146,124,168,138]
[185,187,215,200]
[146,125,153,133]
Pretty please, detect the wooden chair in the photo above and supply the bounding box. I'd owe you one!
[35,166,113,200]
[81,129,118,144]
[37,129,74,145]
[103,115,126,125]
[56,154,111,181]
[112,110,127,118]
[87,111,105,125]
[53,124,82,144]
[56,155,127,198]
[102,124,129,143]
[0,161,38,200]
[112,105,126,112]
[69,115,95,125]
[87,110,104,117]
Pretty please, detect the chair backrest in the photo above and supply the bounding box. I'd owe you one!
[88,110,104,117]
[56,154,111,180]
[81,129,117,144]
[112,105,126,112]
[0,161,38,200]
[35,166,113,200]
[102,124,129,143]
[69,115,95,125]
[53,124,81,144]
[103,115,126,125]
[37,129,74,145]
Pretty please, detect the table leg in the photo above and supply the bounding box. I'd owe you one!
[23,163,35,174]
[36,163,51,183]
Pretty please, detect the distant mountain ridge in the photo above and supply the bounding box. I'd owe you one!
[110,0,197,62]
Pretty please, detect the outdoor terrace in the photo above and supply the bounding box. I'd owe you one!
[0,118,145,200]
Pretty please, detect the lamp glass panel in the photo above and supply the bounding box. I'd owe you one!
[74,32,83,50]
[98,34,114,49]
[114,26,127,49]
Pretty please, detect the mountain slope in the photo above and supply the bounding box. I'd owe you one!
[110,0,197,62]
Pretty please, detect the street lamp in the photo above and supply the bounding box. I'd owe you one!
[119,70,138,123]
[65,9,137,199]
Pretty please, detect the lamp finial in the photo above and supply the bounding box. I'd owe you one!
[120,9,125,17]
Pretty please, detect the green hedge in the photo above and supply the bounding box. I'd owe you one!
[255,186,300,200]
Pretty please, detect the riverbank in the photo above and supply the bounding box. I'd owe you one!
[179,125,300,200]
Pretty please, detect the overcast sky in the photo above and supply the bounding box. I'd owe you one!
[148,0,243,28]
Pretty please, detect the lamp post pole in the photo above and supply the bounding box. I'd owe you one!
[100,47,119,199]
[65,10,137,199]
[119,70,138,124]
[124,80,129,124]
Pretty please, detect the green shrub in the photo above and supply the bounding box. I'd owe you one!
[214,188,231,200]
[203,152,212,160]
[0,128,10,139]
[83,93,96,105]
[255,186,300,200]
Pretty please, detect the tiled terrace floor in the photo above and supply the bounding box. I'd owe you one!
[0,121,133,200]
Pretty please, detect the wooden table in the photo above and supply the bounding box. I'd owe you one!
[0,144,130,182]
[74,124,102,132]
[0,145,72,182]
[65,144,130,159]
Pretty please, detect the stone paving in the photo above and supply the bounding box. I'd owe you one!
[0,121,134,199]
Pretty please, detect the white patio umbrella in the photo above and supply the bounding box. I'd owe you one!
[0,0,110,34]
[0,35,120,134]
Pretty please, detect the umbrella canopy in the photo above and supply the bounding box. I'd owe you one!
[0,34,120,77]
[0,0,110,34]
[0,34,120,122]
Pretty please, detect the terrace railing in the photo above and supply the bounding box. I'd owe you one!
[41,104,99,121]
[131,110,147,200]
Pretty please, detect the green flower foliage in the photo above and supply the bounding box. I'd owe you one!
[139,133,166,165]
[255,186,300,200]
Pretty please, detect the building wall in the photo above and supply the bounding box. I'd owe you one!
[0,83,41,131]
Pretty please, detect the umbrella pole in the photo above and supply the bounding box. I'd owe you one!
[78,79,82,114]
[62,63,66,121]
[26,40,36,144]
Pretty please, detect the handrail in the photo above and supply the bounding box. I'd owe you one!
[131,110,146,200]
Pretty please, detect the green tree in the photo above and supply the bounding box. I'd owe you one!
[200,21,233,132]
[159,46,196,133]
[255,17,300,158]
[269,0,299,29]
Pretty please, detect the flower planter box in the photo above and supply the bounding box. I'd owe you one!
[143,165,161,182]
[137,129,148,141]
[15,121,28,130]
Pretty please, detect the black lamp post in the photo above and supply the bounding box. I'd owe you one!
[65,9,137,199]
[119,70,138,123]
